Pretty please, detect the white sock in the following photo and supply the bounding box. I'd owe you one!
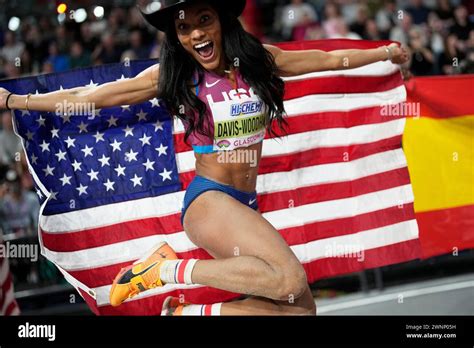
[181,303,222,316]
[160,259,198,285]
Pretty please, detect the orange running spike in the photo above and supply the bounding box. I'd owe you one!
[109,242,178,307]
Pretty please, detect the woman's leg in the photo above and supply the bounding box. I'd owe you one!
[182,190,316,315]
[219,287,316,315]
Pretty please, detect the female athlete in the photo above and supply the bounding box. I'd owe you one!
[0,0,408,315]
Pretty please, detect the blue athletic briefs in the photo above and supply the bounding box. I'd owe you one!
[181,175,259,227]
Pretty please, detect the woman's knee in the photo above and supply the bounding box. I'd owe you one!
[270,262,308,301]
[278,285,316,315]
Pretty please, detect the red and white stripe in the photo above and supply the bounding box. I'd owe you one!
[33,40,420,315]
[160,259,198,285]
[0,252,21,316]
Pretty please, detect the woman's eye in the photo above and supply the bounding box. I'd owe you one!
[177,23,187,31]
[201,15,210,23]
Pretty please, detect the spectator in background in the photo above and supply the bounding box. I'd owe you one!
[292,14,321,41]
[37,16,55,44]
[55,25,70,55]
[44,41,70,72]
[329,19,362,40]
[460,47,474,73]
[88,8,108,38]
[302,23,326,41]
[41,61,54,74]
[128,5,148,31]
[339,0,360,25]
[460,28,474,73]
[121,48,138,63]
[18,49,33,76]
[365,19,383,41]
[149,31,165,59]
[0,57,6,79]
[107,8,130,46]
[322,2,344,38]
[350,4,370,39]
[450,5,473,41]
[0,31,25,65]
[405,0,431,25]
[79,23,100,55]
[128,30,150,59]
[69,41,91,69]
[18,152,34,193]
[439,33,465,74]
[376,0,399,39]
[0,111,22,167]
[127,6,155,45]
[280,0,318,40]
[93,32,122,64]
[2,63,21,79]
[24,26,48,74]
[408,26,435,75]
[435,0,454,22]
[428,12,446,74]
[0,168,39,236]
[467,29,474,50]
[462,0,474,15]
[390,12,413,45]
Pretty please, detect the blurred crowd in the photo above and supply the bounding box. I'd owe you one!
[0,0,472,83]
[0,107,60,288]
[263,0,474,75]
[0,4,164,79]
[0,107,45,288]
[0,110,38,238]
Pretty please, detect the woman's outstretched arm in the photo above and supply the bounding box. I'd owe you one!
[0,63,160,112]
[264,43,409,77]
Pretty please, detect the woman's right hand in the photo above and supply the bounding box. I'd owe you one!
[0,88,12,109]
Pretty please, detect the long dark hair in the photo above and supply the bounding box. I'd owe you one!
[157,2,288,145]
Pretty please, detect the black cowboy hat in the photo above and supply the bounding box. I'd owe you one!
[139,0,246,32]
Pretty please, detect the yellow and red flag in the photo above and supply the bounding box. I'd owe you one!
[404,75,474,258]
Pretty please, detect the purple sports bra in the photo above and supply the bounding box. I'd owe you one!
[185,69,267,154]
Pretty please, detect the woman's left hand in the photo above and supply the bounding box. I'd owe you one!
[388,43,409,65]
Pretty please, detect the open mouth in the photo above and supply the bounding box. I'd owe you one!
[193,40,215,60]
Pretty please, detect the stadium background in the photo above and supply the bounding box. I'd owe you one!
[0,0,473,315]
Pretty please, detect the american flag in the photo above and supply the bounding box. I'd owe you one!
[0,39,420,315]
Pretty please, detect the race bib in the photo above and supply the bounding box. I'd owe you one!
[207,88,266,151]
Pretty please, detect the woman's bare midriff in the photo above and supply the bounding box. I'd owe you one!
[194,142,263,193]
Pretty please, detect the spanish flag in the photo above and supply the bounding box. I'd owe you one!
[403,75,474,259]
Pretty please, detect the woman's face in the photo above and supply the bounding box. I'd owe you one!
[174,3,224,72]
